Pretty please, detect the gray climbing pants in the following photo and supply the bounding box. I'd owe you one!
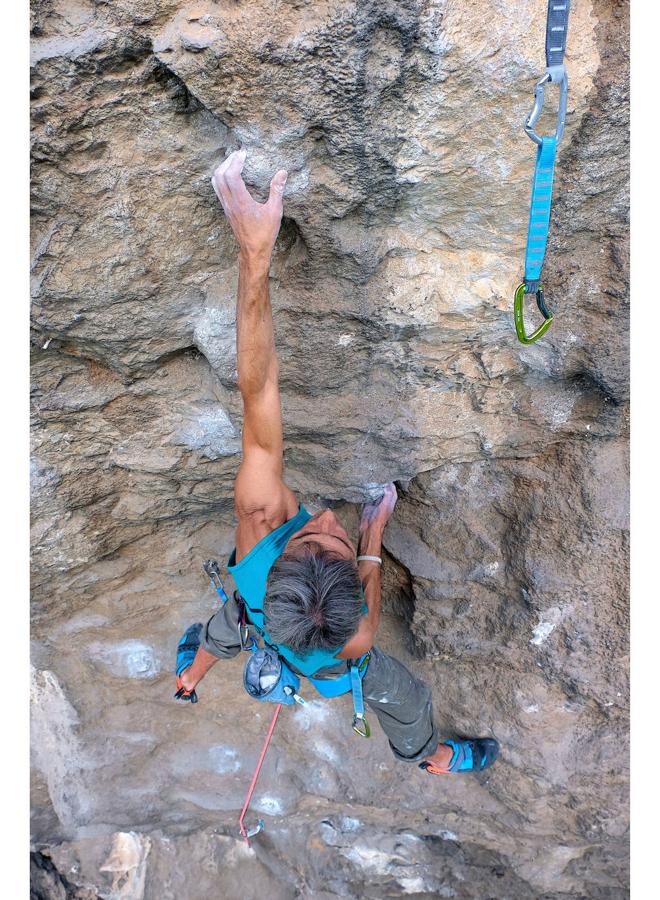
[201,594,439,763]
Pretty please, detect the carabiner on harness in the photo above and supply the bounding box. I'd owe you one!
[283,684,306,705]
[203,559,230,606]
[235,593,258,653]
[352,713,371,739]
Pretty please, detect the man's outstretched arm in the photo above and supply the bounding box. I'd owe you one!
[211,149,298,531]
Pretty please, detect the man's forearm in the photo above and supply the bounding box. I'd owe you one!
[236,253,278,399]
[211,148,286,401]
[358,526,383,634]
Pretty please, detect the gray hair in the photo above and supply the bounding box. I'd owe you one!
[264,543,363,655]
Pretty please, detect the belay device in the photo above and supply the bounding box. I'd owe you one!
[514,0,572,344]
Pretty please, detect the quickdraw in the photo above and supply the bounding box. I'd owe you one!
[203,559,230,606]
[350,653,371,738]
[514,1,572,344]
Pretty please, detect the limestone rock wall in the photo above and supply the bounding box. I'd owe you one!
[30,1,629,897]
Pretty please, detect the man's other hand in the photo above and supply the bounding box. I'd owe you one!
[211,149,287,263]
[359,483,398,537]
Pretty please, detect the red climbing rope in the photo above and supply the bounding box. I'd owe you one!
[238,702,282,846]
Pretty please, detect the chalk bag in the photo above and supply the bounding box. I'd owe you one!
[243,646,304,706]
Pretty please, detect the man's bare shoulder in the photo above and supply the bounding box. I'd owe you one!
[336,617,373,659]
[234,487,300,561]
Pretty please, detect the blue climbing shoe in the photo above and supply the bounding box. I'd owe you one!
[174,623,202,703]
[419,738,499,775]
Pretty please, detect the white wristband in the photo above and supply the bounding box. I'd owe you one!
[357,555,382,565]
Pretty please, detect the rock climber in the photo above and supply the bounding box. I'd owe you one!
[174,149,499,776]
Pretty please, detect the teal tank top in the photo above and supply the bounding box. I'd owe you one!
[227,503,349,677]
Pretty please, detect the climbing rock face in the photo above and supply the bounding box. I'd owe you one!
[30,1,629,897]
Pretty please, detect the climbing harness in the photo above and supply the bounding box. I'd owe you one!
[514,0,571,344]
[200,559,372,846]
[237,581,372,739]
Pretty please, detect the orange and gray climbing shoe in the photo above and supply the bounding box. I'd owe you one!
[419,738,499,775]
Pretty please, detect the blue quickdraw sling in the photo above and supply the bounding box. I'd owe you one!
[307,651,371,738]
[514,0,572,344]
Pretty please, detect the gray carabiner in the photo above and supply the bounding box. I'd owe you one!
[240,819,265,840]
[524,66,568,146]
[203,559,230,606]
[238,620,252,651]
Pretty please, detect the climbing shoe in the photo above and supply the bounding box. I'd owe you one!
[419,738,499,775]
[174,622,203,703]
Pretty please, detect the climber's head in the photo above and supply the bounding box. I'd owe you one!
[263,510,363,654]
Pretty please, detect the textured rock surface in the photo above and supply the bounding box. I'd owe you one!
[30,1,629,897]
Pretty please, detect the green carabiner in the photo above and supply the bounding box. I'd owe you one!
[352,715,371,739]
[514,282,554,344]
